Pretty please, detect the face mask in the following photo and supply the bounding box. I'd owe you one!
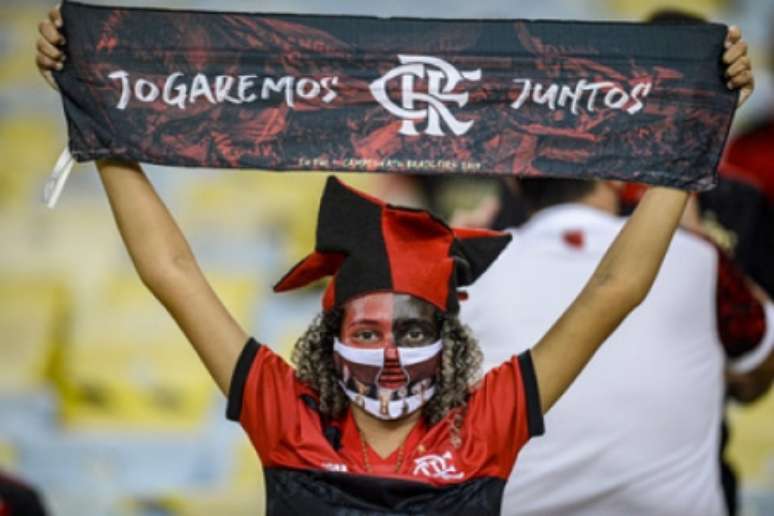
[333,338,442,420]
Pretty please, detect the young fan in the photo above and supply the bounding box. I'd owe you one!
[35,5,754,515]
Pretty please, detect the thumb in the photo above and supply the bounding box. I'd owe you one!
[40,69,59,92]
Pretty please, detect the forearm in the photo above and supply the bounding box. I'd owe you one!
[588,187,689,306]
[97,159,197,290]
[97,158,247,394]
[532,187,689,412]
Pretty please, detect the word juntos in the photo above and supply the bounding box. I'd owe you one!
[511,78,653,115]
[108,71,340,110]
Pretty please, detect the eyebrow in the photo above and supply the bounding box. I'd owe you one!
[394,318,435,325]
[345,317,436,328]
[345,318,387,327]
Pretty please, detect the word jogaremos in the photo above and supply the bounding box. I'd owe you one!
[55,1,737,190]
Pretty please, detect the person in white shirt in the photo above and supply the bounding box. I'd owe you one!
[462,178,774,516]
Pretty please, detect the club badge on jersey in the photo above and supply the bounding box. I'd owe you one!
[333,339,442,420]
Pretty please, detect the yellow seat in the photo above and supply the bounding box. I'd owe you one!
[727,390,774,486]
[54,274,257,430]
[0,276,68,393]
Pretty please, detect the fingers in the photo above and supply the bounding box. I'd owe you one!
[35,6,65,91]
[725,25,741,48]
[39,69,58,91]
[37,36,64,62]
[36,8,66,79]
[36,52,62,72]
[38,20,64,47]
[722,40,747,65]
[50,5,63,28]
[724,56,749,78]
[728,69,753,89]
[720,27,754,106]
[738,90,751,106]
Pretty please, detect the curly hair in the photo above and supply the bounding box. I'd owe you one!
[291,308,483,445]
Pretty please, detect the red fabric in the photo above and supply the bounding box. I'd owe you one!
[723,121,774,202]
[715,248,766,358]
[562,230,585,249]
[274,176,511,313]
[274,251,346,293]
[618,183,648,205]
[237,345,532,484]
[451,227,511,240]
[0,501,8,516]
[382,208,455,311]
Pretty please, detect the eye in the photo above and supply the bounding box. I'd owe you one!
[357,330,378,340]
[406,329,425,341]
[400,325,433,346]
[350,328,382,345]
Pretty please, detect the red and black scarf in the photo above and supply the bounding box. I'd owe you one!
[55,1,736,190]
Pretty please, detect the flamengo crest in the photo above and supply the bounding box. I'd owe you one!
[412,451,465,480]
[369,55,481,137]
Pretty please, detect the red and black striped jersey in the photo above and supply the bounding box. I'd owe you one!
[227,338,543,515]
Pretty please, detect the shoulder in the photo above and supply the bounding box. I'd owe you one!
[226,338,307,421]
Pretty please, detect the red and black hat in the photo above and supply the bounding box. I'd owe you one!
[273,176,512,313]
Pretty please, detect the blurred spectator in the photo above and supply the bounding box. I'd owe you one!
[617,172,774,514]
[0,471,47,516]
[461,178,774,516]
[618,172,774,299]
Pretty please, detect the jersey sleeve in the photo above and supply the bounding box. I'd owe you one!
[226,337,304,461]
[466,350,544,476]
[715,249,774,373]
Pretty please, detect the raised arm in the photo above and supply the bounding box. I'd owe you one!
[96,159,247,395]
[37,6,246,395]
[530,187,688,413]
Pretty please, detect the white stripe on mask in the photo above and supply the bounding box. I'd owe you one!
[333,339,442,366]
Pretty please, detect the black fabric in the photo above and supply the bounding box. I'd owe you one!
[225,338,261,421]
[300,394,343,451]
[264,467,505,515]
[275,176,512,314]
[699,177,774,297]
[56,1,737,189]
[316,177,393,307]
[719,417,738,516]
[517,350,545,438]
[491,181,529,230]
[454,234,513,286]
[0,473,48,516]
[446,242,472,313]
[445,233,512,313]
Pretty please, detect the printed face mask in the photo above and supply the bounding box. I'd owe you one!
[333,338,443,420]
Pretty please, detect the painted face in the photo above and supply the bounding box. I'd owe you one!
[334,292,443,420]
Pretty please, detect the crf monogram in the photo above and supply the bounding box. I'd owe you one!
[412,451,465,480]
[370,55,481,137]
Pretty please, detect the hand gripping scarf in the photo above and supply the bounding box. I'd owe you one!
[53,1,737,192]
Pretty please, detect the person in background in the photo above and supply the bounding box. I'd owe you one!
[0,471,48,516]
[461,175,773,516]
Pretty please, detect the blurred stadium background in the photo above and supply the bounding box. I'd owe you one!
[1,0,772,514]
